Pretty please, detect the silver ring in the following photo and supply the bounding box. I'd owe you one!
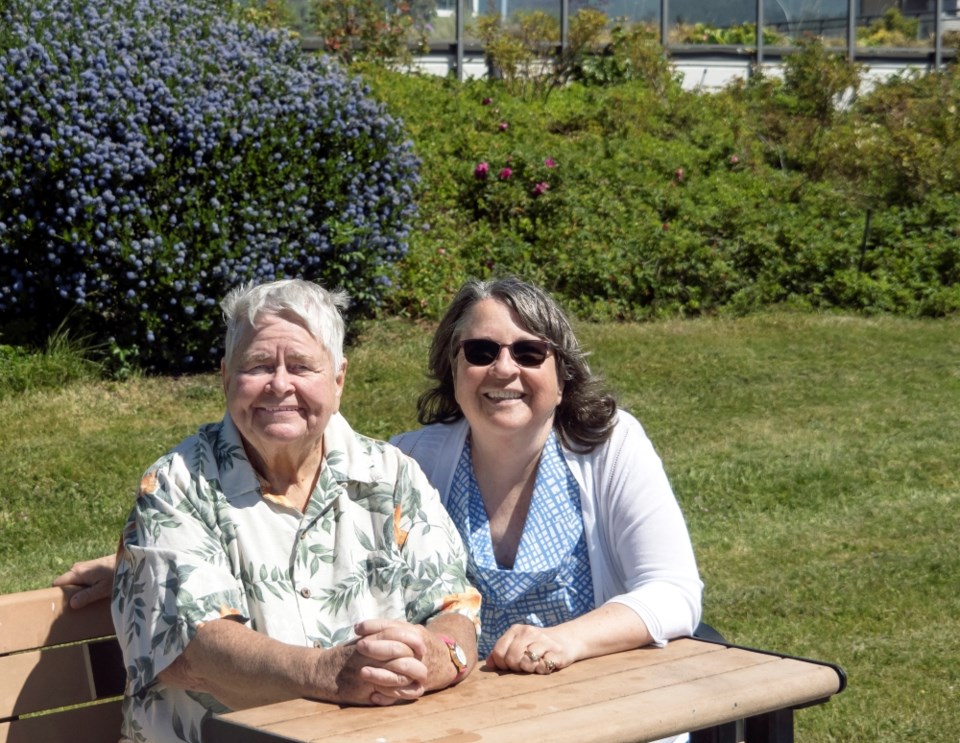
[544,658,557,673]
[524,649,540,663]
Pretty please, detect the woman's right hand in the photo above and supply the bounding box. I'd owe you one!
[52,554,116,608]
[485,623,572,675]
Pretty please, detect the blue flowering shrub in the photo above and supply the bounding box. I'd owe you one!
[0,0,419,371]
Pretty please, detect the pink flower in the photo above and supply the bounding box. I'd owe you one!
[729,154,739,165]
[674,167,685,182]
[532,181,549,197]
[544,157,557,168]
[498,121,509,132]
[474,162,489,180]
[482,97,493,105]
[438,248,446,255]
[498,167,513,180]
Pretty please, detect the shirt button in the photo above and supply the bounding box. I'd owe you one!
[300,587,312,598]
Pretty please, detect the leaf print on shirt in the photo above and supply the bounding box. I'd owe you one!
[347,486,395,517]
[311,499,342,536]
[151,609,186,657]
[126,653,156,699]
[178,478,224,531]
[138,507,182,541]
[183,537,231,567]
[318,557,407,614]
[324,447,348,476]
[198,421,246,473]
[308,467,346,534]
[300,541,336,574]
[192,423,219,472]
[241,560,294,602]
[311,621,357,649]
[171,707,203,743]
[120,698,147,743]
[355,525,376,552]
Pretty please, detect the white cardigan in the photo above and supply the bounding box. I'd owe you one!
[390,409,703,644]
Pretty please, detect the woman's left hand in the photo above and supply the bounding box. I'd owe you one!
[485,623,574,675]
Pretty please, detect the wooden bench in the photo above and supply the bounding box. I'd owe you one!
[0,586,125,743]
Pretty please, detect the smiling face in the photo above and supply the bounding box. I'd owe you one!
[453,298,562,448]
[222,313,346,463]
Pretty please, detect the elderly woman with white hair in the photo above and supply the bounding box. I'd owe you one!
[107,279,480,743]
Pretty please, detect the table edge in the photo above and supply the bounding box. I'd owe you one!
[690,635,847,692]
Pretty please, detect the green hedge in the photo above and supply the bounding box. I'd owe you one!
[362,39,960,321]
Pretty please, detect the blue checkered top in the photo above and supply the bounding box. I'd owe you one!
[446,431,595,658]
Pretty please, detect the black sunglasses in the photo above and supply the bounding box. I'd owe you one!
[458,338,553,367]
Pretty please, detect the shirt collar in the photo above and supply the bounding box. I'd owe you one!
[319,412,382,485]
[215,412,380,499]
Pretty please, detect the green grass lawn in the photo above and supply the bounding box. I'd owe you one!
[1,312,957,740]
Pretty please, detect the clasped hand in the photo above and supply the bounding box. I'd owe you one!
[349,619,432,705]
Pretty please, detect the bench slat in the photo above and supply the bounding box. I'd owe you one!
[0,587,124,743]
[0,638,125,717]
[0,587,114,653]
[0,698,122,743]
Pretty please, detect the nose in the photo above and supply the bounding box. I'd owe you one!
[267,365,293,393]
[488,346,519,375]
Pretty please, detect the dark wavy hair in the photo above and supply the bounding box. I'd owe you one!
[417,277,617,452]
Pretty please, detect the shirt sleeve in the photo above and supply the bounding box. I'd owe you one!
[112,452,249,696]
[597,413,703,644]
[392,452,482,635]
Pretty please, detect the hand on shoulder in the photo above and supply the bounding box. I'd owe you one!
[52,554,116,608]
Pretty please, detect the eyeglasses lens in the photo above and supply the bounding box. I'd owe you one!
[460,339,550,367]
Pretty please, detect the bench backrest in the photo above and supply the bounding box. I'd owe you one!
[0,586,124,743]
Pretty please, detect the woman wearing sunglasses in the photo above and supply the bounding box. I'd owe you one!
[390,277,702,687]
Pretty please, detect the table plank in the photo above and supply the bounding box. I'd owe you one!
[419,659,841,743]
[211,639,724,735]
[205,640,843,743]
[296,657,835,743]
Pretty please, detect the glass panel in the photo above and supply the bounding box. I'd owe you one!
[763,2,849,47]
[604,0,660,24]
[284,0,960,56]
[475,0,560,22]
[858,1,936,50]
[424,0,460,44]
[665,0,756,45]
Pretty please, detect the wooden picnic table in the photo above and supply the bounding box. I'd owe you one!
[202,637,846,743]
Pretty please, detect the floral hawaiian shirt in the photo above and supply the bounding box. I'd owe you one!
[112,413,480,743]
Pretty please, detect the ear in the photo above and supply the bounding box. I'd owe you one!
[220,358,229,396]
[335,358,348,398]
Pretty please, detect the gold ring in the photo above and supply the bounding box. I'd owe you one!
[524,649,540,663]
[544,658,557,673]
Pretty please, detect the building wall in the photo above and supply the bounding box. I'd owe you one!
[412,46,953,91]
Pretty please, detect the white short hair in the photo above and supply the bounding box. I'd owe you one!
[221,279,350,372]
